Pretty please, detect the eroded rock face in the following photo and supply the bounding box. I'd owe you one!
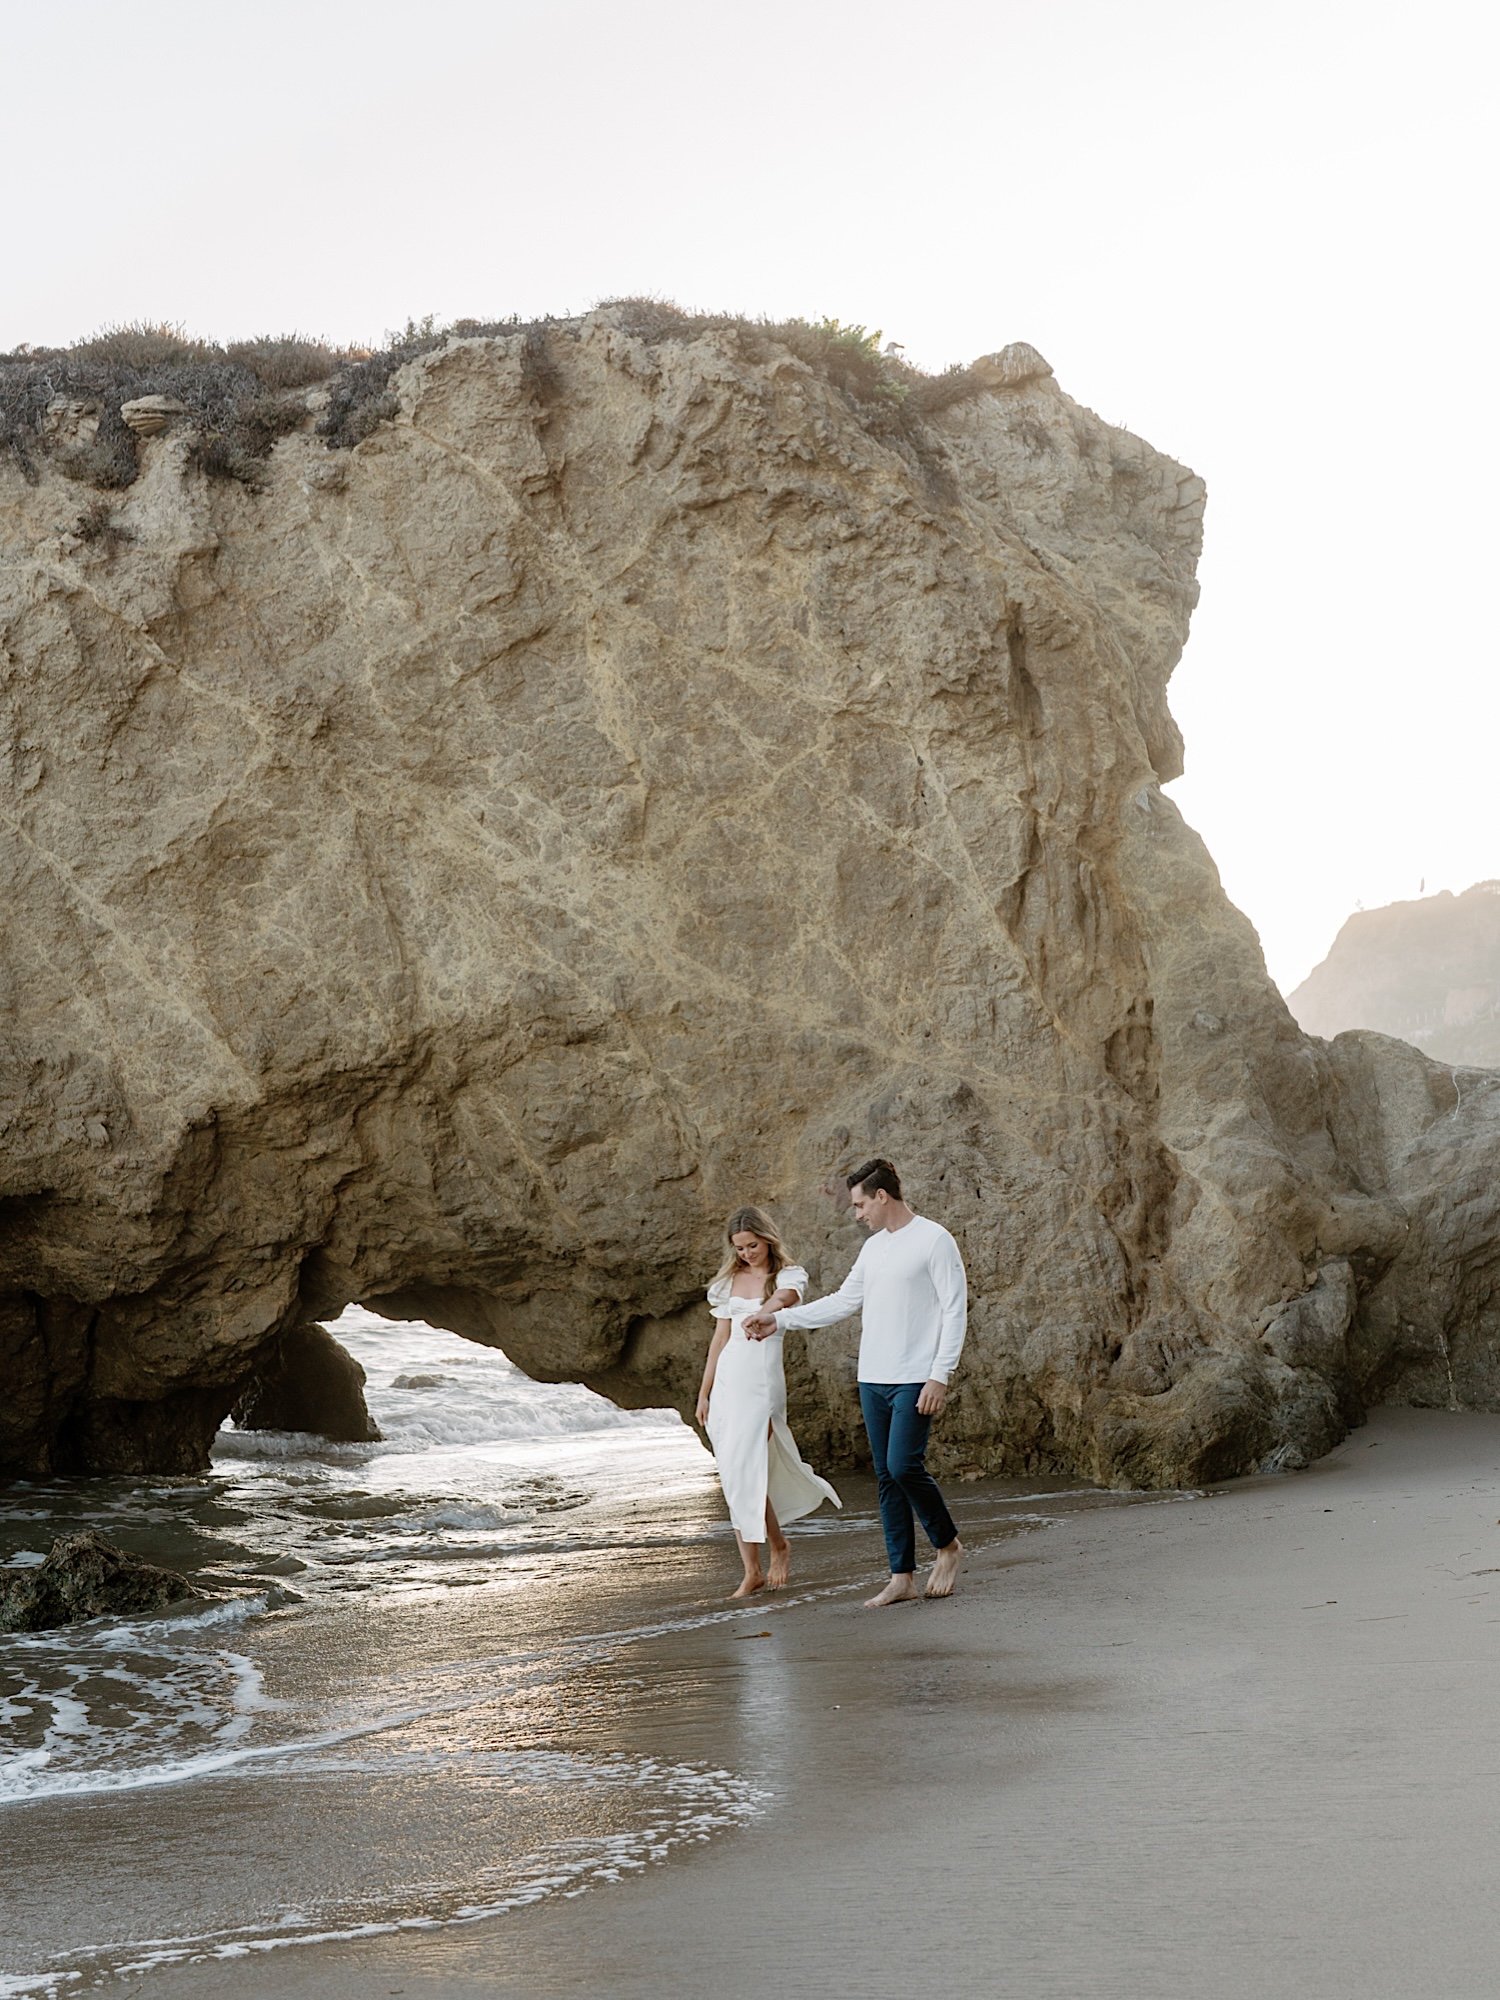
[231,1321,380,1442]
[3,311,1498,1486]
[1323,1032,1500,1410]
[0,1530,200,1633]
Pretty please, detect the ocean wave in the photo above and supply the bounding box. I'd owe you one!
[410,1500,514,1530]
[213,1429,376,1464]
[91,1592,277,1641]
[0,1629,274,1808]
[0,1699,352,1808]
[372,1396,672,1450]
[6,1591,273,1652]
[13,1748,766,1994]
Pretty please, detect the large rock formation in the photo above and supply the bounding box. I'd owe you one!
[4,310,1498,1487]
[1290,882,1500,1068]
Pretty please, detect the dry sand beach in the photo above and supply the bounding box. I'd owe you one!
[123,1406,1500,2000]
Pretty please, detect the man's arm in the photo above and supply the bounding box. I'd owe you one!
[927,1230,968,1386]
[745,1251,866,1339]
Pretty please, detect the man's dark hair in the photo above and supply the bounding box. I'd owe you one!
[847,1157,902,1200]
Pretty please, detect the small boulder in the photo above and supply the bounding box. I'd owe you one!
[0,1529,201,1633]
[232,1320,382,1442]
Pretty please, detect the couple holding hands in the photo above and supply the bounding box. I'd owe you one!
[696,1158,967,1608]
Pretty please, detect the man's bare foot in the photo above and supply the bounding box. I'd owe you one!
[864,1573,921,1609]
[925,1538,963,1598]
[767,1540,791,1589]
[731,1573,766,1599]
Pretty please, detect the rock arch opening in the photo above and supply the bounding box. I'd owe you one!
[224,1302,692,1460]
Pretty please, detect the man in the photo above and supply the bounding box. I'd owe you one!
[744,1157,966,1608]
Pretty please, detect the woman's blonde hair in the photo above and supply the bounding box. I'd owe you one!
[713,1205,796,1302]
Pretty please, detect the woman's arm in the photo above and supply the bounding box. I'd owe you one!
[696,1320,731,1426]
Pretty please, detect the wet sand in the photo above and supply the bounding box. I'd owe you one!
[125,1408,1500,1999]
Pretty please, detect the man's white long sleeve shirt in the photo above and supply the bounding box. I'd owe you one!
[773,1214,967,1385]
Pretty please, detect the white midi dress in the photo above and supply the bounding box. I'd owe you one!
[705,1268,842,1542]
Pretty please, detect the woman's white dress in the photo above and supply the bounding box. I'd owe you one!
[705,1267,842,1542]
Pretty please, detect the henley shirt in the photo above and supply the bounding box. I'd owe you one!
[772,1214,968,1385]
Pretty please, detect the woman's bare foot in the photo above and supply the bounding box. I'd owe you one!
[864,1573,921,1609]
[731,1572,766,1599]
[925,1538,964,1598]
[767,1539,791,1589]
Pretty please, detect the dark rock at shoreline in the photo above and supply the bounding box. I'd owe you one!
[0,1529,202,1633]
[232,1321,381,1443]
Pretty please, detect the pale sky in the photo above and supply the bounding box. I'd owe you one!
[5,0,1493,990]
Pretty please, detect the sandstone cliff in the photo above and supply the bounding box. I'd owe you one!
[4,310,1498,1486]
[1290,883,1500,1069]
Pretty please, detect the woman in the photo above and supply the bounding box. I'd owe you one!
[696,1206,841,1597]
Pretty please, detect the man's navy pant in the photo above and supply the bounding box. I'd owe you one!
[858,1381,958,1575]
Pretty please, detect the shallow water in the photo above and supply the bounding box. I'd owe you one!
[0,1310,1106,1994]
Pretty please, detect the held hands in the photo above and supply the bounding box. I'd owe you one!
[745,1287,797,1341]
[916,1378,948,1417]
